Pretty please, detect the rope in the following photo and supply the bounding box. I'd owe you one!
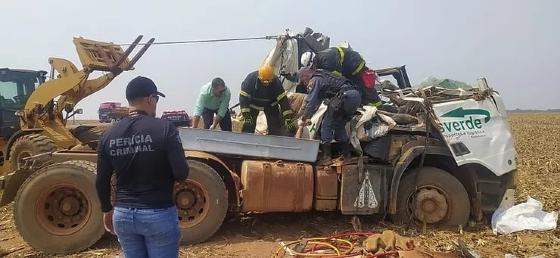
[120,35,279,46]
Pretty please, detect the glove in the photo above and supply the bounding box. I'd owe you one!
[284,116,297,131]
[242,114,253,126]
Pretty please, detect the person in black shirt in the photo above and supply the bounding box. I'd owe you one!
[96,76,188,258]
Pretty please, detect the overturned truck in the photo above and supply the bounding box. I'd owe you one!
[0,70,516,254]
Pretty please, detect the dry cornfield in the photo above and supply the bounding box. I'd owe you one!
[0,113,559,257]
[509,113,560,209]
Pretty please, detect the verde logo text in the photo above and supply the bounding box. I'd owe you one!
[440,107,490,133]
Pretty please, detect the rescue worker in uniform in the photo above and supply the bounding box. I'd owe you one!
[301,46,381,108]
[298,68,361,162]
[239,65,296,135]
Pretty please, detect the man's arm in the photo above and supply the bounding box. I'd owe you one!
[302,79,323,119]
[272,77,291,114]
[217,88,231,119]
[239,75,252,115]
[95,139,114,213]
[166,123,188,181]
[192,85,207,128]
[211,88,231,129]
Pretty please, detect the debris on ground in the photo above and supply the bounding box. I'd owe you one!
[492,196,558,235]
[273,230,459,258]
[457,239,480,258]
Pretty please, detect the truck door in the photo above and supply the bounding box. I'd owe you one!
[432,79,517,176]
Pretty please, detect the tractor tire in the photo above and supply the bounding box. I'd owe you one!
[13,160,104,254]
[394,167,470,227]
[9,134,57,170]
[175,160,228,244]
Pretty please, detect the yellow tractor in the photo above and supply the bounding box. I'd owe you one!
[0,35,154,176]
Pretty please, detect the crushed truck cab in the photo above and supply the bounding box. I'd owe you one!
[177,75,517,226]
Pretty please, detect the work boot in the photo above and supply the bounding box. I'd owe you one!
[317,143,332,164]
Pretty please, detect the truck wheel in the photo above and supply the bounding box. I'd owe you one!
[14,161,104,254]
[394,167,470,227]
[9,134,57,170]
[175,160,228,244]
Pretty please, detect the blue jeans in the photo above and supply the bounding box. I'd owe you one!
[113,206,181,258]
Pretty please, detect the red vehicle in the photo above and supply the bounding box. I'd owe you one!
[161,110,191,127]
[98,102,129,123]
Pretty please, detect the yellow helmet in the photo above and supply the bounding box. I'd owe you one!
[258,65,274,85]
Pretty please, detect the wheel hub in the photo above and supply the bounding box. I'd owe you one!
[174,180,209,228]
[37,186,90,235]
[60,196,81,216]
[413,188,448,224]
[176,191,195,209]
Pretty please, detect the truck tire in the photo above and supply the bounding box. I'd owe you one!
[175,160,228,244]
[9,134,57,170]
[13,161,104,254]
[394,167,470,227]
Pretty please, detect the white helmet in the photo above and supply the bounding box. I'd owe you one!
[300,52,315,67]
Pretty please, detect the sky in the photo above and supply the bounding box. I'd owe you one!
[2,0,559,119]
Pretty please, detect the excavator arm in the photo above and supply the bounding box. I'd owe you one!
[55,72,115,116]
[24,36,153,117]
[19,35,154,147]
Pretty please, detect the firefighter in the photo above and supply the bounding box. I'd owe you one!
[298,67,361,162]
[301,46,381,108]
[239,65,296,136]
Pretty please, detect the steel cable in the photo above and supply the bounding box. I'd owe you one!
[120,35,279,46]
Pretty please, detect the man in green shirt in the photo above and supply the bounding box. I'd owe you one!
[191,77,232,131]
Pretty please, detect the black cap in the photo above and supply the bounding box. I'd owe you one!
[126,76,166,101]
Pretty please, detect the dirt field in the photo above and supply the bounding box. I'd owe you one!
[1,113,559,257]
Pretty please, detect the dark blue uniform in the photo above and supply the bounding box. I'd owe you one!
[303,70,361,144]
[96,111,189,213]
[314,47,381,107]
[239,71,293,135]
